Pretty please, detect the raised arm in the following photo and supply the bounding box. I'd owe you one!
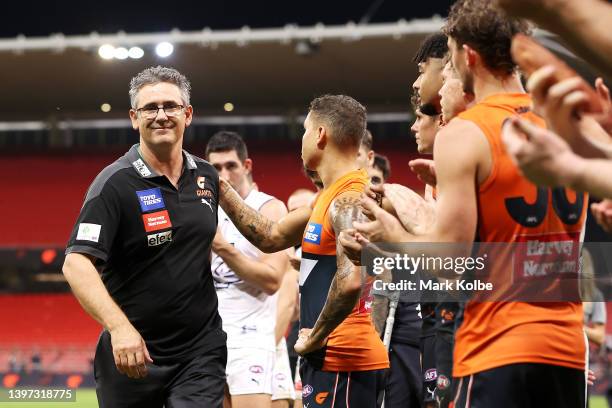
[219,178,311,253]
[213,199,289,294]
[295,191,364,354]
[497,0,612,78]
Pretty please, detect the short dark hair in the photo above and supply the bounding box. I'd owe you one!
[129,66,191,108]
[373,153,391,182]
[205,131,248,162]
[309,95,367,149]
[361,130,373,150]
[413,32,448,64]
[419,103,440,117]
[445,0,531,75]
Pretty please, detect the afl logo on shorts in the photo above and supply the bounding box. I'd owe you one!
[425,368,438,381]
[302,384,314,398]
[249,365,264,374]
[196,176,206,189]
[275,373,286,381]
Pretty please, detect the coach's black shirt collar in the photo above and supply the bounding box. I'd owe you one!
[126,144,198,179]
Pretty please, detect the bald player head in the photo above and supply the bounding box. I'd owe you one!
[287,188,316,212]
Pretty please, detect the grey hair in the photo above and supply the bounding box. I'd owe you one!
[129,66,191,109]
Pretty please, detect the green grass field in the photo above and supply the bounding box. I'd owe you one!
[0,389,97,408]
[592,396,609,408]
[0,389,607,407]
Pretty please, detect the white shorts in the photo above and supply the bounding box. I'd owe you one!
[226,347,275,396]
[271,338,297,401]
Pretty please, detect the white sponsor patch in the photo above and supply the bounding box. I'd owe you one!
[147,230,172,247]
[132,159,152,177]
[76,223,101,242]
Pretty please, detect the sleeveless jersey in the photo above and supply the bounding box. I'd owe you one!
[299,169,389,372]
[212,189,278,351]
[453,93,587,377]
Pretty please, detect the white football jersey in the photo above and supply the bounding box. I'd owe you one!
[212,189,278,351]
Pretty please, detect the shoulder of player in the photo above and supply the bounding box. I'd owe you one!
[188,153,219,185]
[328,190,361,229]
[259,197,288,222]
[84,157,132,204]
[434,118,488,162]
[188,152,216,173]
[438,117,485,140]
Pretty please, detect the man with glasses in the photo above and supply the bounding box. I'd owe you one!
[62,66,227,408]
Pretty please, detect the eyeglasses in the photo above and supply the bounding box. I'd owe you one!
[135,104,185,119]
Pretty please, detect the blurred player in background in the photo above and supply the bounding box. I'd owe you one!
[206,131,289,408]
[370,153,391,185]
[357,130,375,171]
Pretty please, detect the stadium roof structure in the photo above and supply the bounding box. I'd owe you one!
[0,18,605,130]
[0,19,444,126]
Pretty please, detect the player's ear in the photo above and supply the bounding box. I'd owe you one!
[464,44,477,68]
[243,158,253,174]
[129,109,139,130]
[317,126,328,149]
[184,105,193,127]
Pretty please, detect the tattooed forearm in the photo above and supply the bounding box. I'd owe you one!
[309,255,361,343]
[308,193,364,343]
[371,267,392,335]
[219,180,275,251]
[371,295,389,335]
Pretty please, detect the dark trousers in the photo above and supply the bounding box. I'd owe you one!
[453,363,585,408]
[94,331,227,408]
[384,342,421,408]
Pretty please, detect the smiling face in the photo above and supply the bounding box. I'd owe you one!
[129,82,193,148]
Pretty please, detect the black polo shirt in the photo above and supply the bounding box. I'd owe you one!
[66,144,225,364]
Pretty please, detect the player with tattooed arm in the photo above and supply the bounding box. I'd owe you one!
[218,95,389,408]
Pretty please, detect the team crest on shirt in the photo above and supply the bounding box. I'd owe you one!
[304,222,322,245]
[196,176,214,199]
[196,176,206,189]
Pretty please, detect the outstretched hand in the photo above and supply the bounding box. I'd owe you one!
[353,195,409,244]
[409,158,437,187]
[502,116,581,187]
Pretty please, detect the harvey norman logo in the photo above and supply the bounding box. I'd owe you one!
[142,210,172,232]
[148,230,172,247]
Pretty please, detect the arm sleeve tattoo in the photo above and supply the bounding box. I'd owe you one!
[308,194,364,343]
